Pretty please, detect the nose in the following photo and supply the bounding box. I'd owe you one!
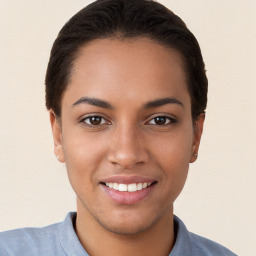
[107,124,149,169]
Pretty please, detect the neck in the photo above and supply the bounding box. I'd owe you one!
[75,200,175,256]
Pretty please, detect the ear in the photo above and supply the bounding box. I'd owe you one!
[49,110,65,163]
[190,113,205,163]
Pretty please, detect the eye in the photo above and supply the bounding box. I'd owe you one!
[82,116,109,126]
[147,116,176,126]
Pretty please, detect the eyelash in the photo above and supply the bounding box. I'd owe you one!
[80,115,110,128]
[80,115,177,128]
[146,116,177,126]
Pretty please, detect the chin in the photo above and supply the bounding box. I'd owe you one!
[95,209,165,236]
[99,219,154,236]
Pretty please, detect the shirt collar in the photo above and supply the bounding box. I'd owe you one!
[58,212,89,256]
[58,212,192,256]
[170,215,193,255]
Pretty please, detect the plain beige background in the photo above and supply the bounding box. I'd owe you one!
[0,0,255,255]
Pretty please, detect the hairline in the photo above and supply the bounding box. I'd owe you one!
[59,35,193,117]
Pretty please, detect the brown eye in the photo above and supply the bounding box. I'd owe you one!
[83,116,107,126]
[154,117,167,125]
[148,116,176,126]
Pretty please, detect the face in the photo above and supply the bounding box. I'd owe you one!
[50,38,204,235]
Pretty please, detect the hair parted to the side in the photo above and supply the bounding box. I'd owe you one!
[45,0,208,120]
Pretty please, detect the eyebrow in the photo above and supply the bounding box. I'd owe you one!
[144,97,184,109]
[72,96,183,109]
[72,97,113,109]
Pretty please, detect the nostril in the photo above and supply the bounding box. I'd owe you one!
[107,143,149,169]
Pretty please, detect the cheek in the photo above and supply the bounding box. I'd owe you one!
[62,131,108,191]
[151,125,193,166]
[149,127,193,198]
[155,138,191,181]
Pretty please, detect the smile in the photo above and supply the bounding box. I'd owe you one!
[105,182,153,192]
[101,178,157,205]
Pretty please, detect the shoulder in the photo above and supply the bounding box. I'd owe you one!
[172,215,237,256]
[188,231,237,256]
[0,212,88,256]
[0,217,66,256]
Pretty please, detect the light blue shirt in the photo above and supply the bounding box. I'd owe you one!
[0,212,237,255]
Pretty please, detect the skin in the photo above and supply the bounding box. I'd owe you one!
[50,38,204,256]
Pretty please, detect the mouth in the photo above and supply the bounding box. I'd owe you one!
[100,177,157,205]
[100,181,157,192]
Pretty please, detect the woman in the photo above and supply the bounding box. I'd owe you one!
[0,0,237,255]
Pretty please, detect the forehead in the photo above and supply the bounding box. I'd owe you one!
[64,37,190,108]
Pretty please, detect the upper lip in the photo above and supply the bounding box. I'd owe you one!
[100,175,156,184]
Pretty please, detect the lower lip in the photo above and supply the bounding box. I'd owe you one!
[101,183,156,205]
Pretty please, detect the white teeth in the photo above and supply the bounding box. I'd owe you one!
[137,183,143,190]
[128,183,137,192]
[105,182,153,192]
[113,183,119,190]
[106,182,113,188]
[118,184,128,191]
